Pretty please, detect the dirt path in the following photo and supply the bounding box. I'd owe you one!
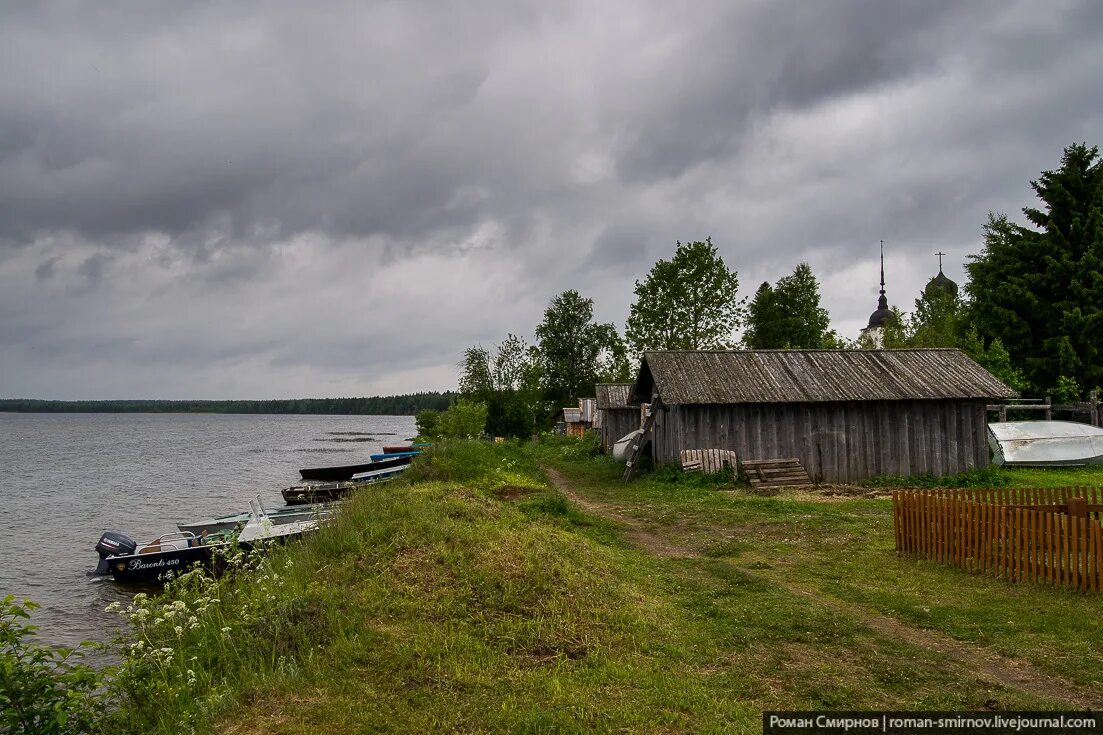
[543,467,1103,709]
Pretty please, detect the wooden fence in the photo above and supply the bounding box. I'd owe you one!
[893,487,1103,592]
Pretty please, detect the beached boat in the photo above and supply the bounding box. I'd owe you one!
[298,453,412,481]
[369,451,420,462]
[381,443,430,454]
[93,498,319,583]
[177,502,333,536]
[988,420,1103,467]
[282,464,409,505]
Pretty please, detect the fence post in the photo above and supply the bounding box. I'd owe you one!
[1044,396,1052,421]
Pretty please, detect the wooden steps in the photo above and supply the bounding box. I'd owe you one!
[741,458,813,488]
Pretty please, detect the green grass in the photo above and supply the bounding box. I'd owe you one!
[535,449,1103,691]
[868,464,1103,489]
[80,439,1103,733]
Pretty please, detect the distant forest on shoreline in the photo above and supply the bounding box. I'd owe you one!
[0,392,457,415]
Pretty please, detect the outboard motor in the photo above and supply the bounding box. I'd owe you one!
[92,531,137,575]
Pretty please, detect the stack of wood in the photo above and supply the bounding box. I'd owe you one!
[741,458,813,489]
[679,449,737,474]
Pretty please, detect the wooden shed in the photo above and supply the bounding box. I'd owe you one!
[595,383,639,452]
[628,349,1017,483]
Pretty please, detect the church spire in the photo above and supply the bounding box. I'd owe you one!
[877,239,888,310]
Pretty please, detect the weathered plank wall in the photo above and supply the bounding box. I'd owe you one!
[600,408,641,452]
[650,399,989,483]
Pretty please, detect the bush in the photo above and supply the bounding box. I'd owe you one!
[414,409,439,439]
[437,400,488,439]
[0,596,101,735]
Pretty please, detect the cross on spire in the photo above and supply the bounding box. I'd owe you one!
[936,251,946,273]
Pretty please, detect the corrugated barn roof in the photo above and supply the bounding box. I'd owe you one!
[631,349,1017,405]
[595,383,634,410]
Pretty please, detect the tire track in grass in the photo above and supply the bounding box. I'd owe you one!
[543,466,1103,710]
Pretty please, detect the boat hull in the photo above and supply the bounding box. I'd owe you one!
[283,467,405,505]
[177,505,331,536]
[988,420,1103,467]
[381,444,430,454]
[298,454,411,481]
[104,543,225,583]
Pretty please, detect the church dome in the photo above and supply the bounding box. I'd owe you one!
[867,305,895,328]
[924,269,959,298]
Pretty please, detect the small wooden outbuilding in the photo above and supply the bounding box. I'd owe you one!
[628,349,1017,483]
[595,383,639,452]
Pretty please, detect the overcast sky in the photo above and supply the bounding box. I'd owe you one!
[2,1,1101,399]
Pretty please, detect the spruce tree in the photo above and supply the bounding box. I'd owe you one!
[967,143,1103,393]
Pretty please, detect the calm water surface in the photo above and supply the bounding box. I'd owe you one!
[0,413,414,647]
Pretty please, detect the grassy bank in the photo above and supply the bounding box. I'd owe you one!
[9,439,1103,733]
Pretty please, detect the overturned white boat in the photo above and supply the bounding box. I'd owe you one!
[988,421,1103,467]
[612,429,645,463]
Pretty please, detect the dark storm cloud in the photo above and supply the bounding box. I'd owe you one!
[1,0,1101,398]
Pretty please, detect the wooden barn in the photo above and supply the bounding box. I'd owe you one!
[595,383,640,451]
[628,349,1017,483]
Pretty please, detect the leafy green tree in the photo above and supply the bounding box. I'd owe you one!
[437,400,489,439]
[742,263,833,348]
[457,346,493,397]
[1053,375,1083,403]
[457,335,544,438]
[415,409,440,439]
[625,238,743,354]
[957,328,1029,394]
[534,290,624,405]
[492,334,531,392]
[967,143,1103,394]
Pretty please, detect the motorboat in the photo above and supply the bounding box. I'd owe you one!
[988,420,1103,467]
[93,497,320,583]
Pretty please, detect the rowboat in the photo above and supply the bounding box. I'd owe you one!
[94,497,319,583]
[298,453,412,481]
[381,443,431,454]
[283,464,408,505]
[369,451,420,462]
[988,420,1103,467]
[177,502,333,535]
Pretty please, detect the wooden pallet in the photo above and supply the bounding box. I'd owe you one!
[741,458,813,488]
[680,449,737,474]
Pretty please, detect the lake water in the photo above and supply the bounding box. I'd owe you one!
[0,412,415,647]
